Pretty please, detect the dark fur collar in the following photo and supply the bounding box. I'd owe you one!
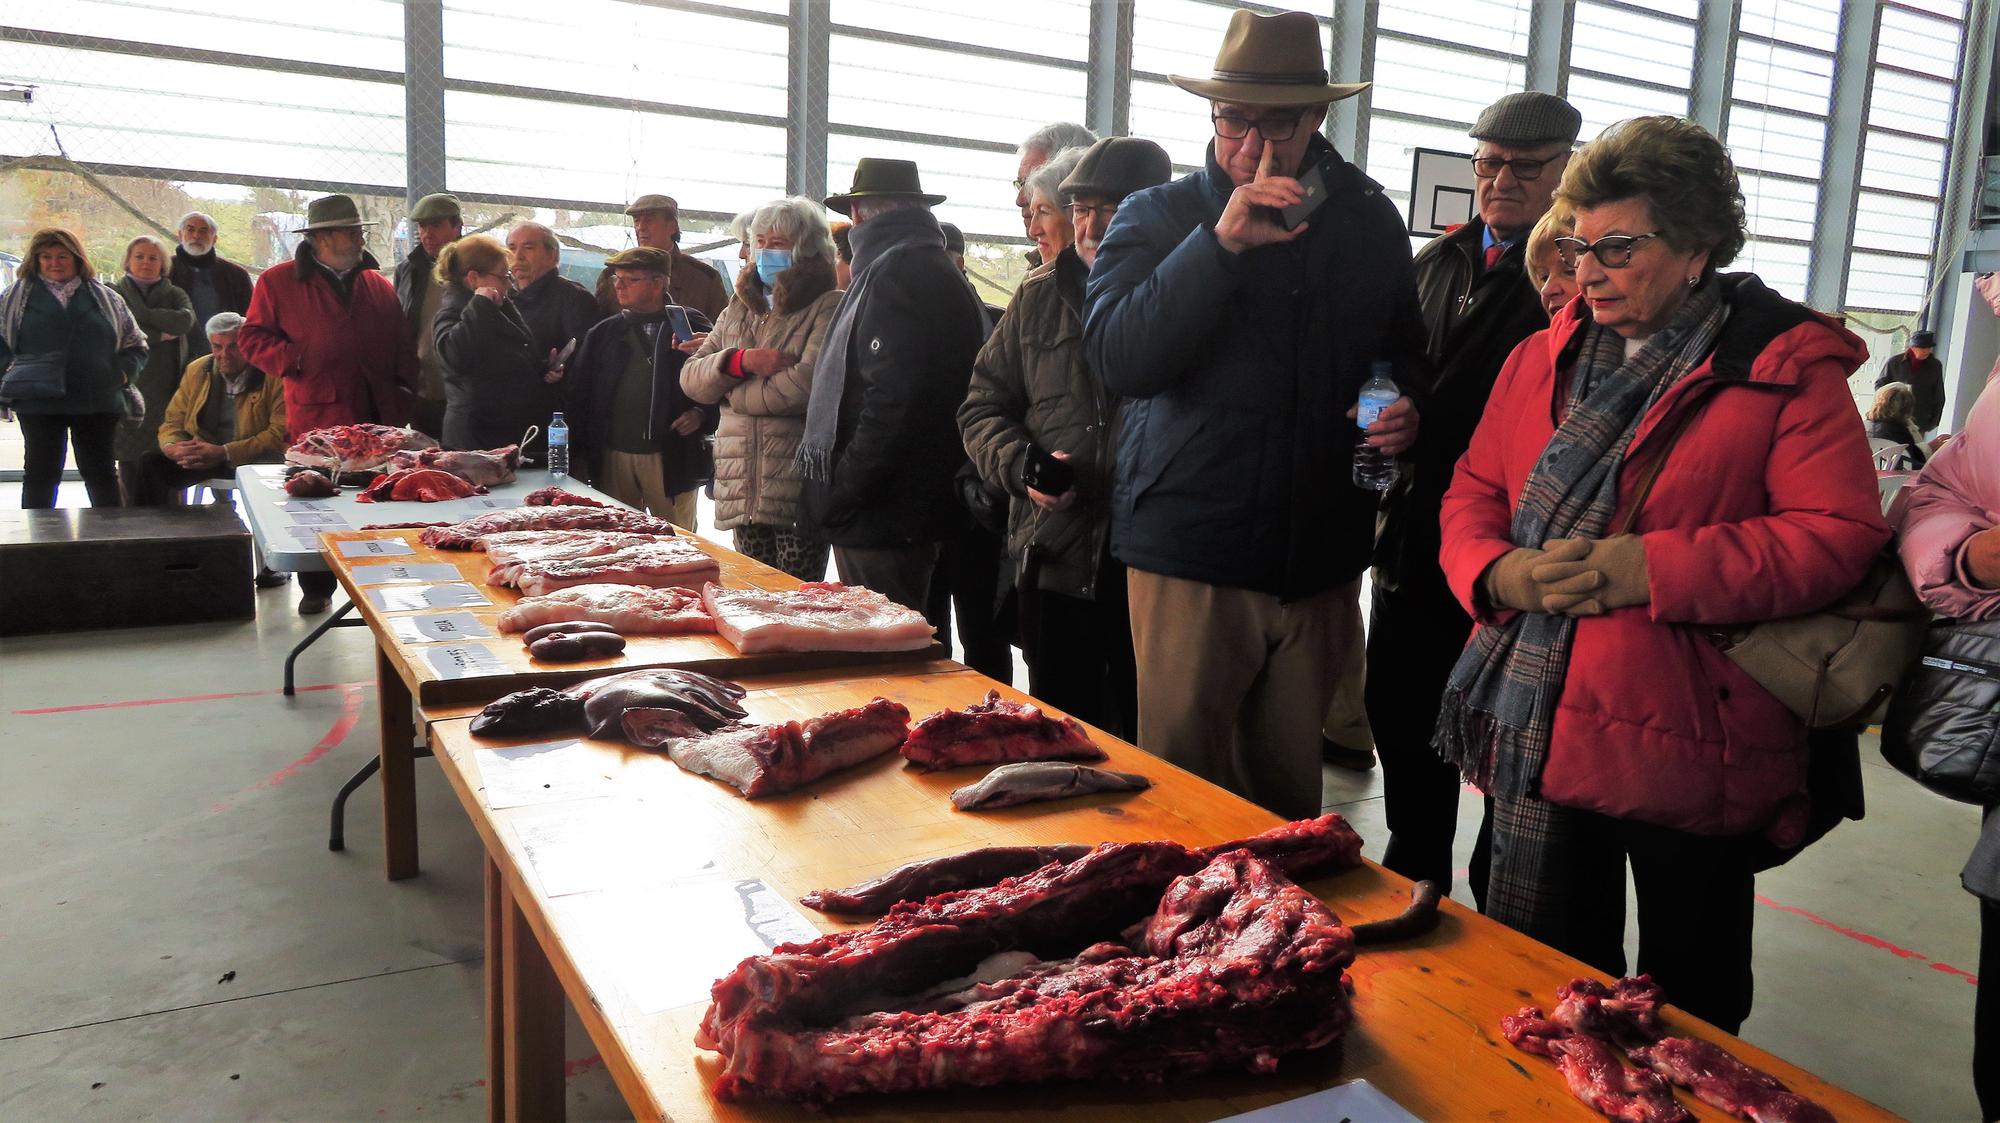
[733,256,838,317]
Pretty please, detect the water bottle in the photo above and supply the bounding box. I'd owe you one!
[547,412,570,481]
[1352,362,1399,492]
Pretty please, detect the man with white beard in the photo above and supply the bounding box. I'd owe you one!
[168,211,253,360]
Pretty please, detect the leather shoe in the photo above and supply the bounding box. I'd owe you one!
[298,593,331,616]
[255,567,289,589]
[1322,737,1376,772]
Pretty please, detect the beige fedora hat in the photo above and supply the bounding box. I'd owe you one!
[1170,10,1369,107]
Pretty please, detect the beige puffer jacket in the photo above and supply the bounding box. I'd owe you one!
[680,258,842,531]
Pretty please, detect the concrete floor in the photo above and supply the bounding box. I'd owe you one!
[0,483,1986,1121]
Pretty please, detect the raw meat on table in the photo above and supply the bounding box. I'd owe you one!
[387,443,524,487]
[699,845,1356,1103]
[798,813,1364,917]
[394,506,676,548]
[483,532,672,586]
[1503,1011,1693,1123]
[1631,1038,1835,1123]
[354,467,486,503]
[949,762,1151,810]
[283,469,337,497]
[701,582,935,654]
[900,689,1104,771]
[1553,975,1668,1049]
[512,539,720,598]
[285,423,435,473]
[523,486,609,507]
[498,583,715,635]
[658,697,912,798]
[469,668,747,741]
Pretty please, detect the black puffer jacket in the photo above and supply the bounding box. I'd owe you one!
[566,306,718,496]
[432,284,554,456]
[959,247,1116,598]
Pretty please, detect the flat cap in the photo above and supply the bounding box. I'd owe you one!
[409,193,461,222]
[1061,136,1174,204]
[1470,92,1583,147]
[938,222,966,255]
[624,193,679,217]
[1911,329,1936,348]
[603,246,672,275]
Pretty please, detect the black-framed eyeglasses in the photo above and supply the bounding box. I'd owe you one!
[1553,233,1661,270]
[1470,155,1560,180]
[1212,111,1305,142]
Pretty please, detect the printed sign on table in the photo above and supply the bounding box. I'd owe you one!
[558,879,822,1013]
[423,643,508,680]
[388,611,495,644]
[348,562,465,586]
[284,525,328,543]
[290,511,349,526]
[279,499,333,513]
[336,537,417,558]
[367,582,492,612]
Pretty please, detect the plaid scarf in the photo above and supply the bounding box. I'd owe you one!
[0,276,149,358]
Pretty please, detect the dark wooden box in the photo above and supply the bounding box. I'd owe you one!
[0,507,254,636]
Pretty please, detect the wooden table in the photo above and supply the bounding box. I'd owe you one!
[322,525,943,881]
[428,666,1895,1123]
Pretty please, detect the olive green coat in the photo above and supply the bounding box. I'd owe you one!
[112,275,196,461]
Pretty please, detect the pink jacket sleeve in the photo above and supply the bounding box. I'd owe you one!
[1440,339,1535,625]
[1896,369,2000,621]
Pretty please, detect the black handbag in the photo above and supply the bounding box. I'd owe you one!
[0,351,68,401]
[1879,618,2000,805]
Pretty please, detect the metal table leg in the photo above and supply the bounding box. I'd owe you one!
[283,597,362,696]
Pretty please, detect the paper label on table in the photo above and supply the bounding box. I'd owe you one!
[348,561,464,586]
[509,805,723,898]
[367,582,492,612]
[284,525,328,543]
[423,643,507,680]
[387,611,494,644]
[563,880,821,1013]
[290,511,350,526]
[476,740,612,809]
[465,495,511,509]
[336,537,417,558]
[279,499,333,513]
[1218,1079,1421,1122]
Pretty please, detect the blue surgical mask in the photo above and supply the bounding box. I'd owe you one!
[755,248,793,287]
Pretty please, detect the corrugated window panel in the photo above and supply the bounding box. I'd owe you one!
[1889,0,1967,20]
[829,35,1087,145]
[827,134,1023,241]
[1367,115,1480,221]
[1851,191,1940,257]
[1739,174,1819,243]
[1730,42,1835,116]
[832,0,1091,63]
[1876,6,1964,80]
[1735,238,1811,301]
[1844,251,1931,313]
[1868,70,1956,138]
[1565,74,1690,140]
[1735,0,1842,54]
[1376,0,1532,57]
[0,40,404,184]
[445,91,784,213]
[442,0,787,121]
[1370,36,1526,128]
[1568,3,1696,91]
[1131,0,1254,80]
[1859,129,1949,195]
[6,0,404,72]
[1726,106,1827,180]
[1127,77,1217,170]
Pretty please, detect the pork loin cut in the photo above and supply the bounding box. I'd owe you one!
[484,531,670,587]
[409,506,677,549]
[497,583,716,634]
[900,689,1103,771]
[513,538,720,598]
[659,698,911,798]
[701,582,935,654]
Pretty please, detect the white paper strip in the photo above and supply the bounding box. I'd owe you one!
[476,740,610,808]
[348,562,465,586]
[423,643,508,680]
[336,537,417,558]
[367,582,492,611]
[388,611,495,644]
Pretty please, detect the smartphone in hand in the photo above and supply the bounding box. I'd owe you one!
[1022,445,1074,495]
[1279,162,1329,231]
[665,306,694,344]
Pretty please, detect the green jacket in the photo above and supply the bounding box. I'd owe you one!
[112,275,196,460]
[2,280,142,416]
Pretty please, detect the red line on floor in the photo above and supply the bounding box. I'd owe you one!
[13,681,371,715]
[1756,893,1978,984]
[254,685,367,791]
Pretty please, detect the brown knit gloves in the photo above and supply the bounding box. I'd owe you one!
[1481,538,1591,614]
[1531,534,1651,616]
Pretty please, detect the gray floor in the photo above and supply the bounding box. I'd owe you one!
[0,486,1987,1121]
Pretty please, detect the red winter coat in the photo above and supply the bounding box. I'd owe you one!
[1440,275,1890,836]
[239,243,416,435]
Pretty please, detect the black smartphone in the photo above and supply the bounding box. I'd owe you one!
[1022,446,1074,495]
[665,306,694,344]
[1279,162,1329,231]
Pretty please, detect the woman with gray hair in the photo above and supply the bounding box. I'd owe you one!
[1020,146,1089,273]
[113,233,197,503]
[681,196,844,579]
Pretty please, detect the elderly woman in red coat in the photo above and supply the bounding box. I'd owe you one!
[1434,116,1888,1032]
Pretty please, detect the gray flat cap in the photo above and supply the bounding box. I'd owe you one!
[1470,92,1583,146]
[1060,136,1174,204]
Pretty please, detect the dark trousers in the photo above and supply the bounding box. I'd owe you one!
[1365,576,1475,892]
[833,542,940,617]
[1018,560,1136,739]
[299,570,338,599]
[1548,811,1758,1034]
[1980,894,2000,1120]
[411,396,446,442]
[928,524,1014,683]
[18,412,120,508]
[127,450,213,507]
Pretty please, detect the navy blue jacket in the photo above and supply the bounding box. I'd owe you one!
[1083,137,1429,600]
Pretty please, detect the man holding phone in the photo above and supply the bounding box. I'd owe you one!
[1083,8,1427,820]
[563,246,716,527]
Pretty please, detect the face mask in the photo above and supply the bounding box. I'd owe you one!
[756,248,793,287]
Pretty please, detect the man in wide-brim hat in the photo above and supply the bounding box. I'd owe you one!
[1082,8,1428,821]
[238,192,416,615]
[796,157,986,617]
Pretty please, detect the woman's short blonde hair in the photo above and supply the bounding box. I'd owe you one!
[432,234,508,287]
[122,234,172,274]
[1867,382,1916,423]
[1524,201,1575,290]
[1555,115,1746,274]
[19,228,94,283]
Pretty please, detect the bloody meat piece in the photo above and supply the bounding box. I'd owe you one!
[386,444,521,487]
[658,698,912,798]
[1553,976,1668,1049]
[286,423,435,473]
[523,486,609,507]
[900,690,1105,771]
[410,506,677,549]
[1502,1009,1692,1123]
[354,467,484,503]
[699,850,1355,1104]
[283,469,337,497]
[1629,1038,1836,1123]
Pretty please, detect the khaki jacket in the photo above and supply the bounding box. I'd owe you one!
[157,355,288,468]
[680,259,842,530]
